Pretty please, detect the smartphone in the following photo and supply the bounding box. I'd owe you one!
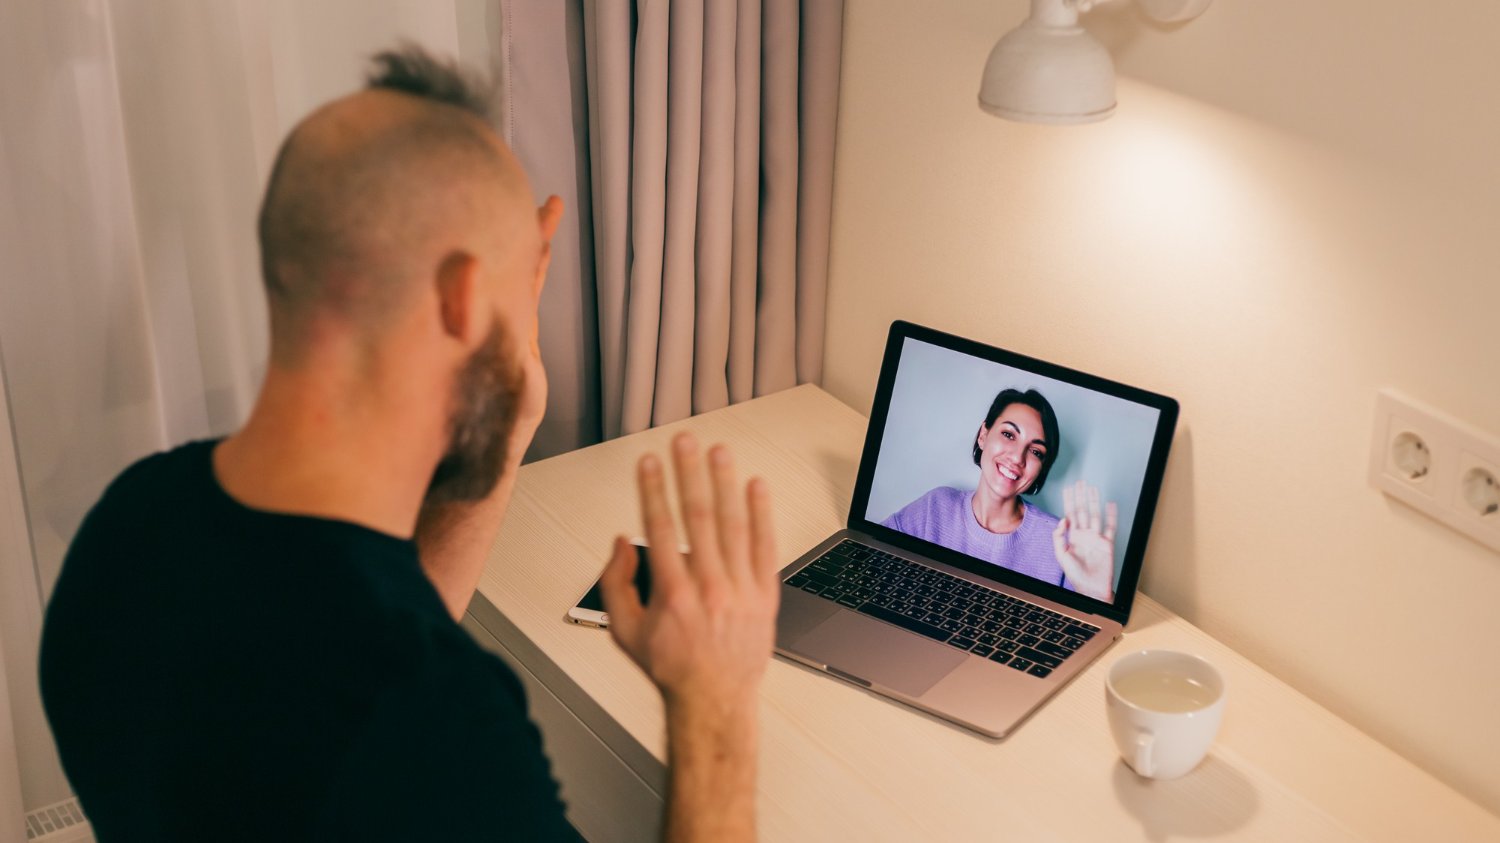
[566,539,653,628]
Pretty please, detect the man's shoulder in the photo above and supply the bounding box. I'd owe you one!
[69,439,219,547]
[101,439,217,500]
[43,440,219,634]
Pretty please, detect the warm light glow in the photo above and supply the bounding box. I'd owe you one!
[1087,82,1294,283]
[1110,116,1246,234]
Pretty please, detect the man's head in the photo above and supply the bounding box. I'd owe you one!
[256,45,553,503]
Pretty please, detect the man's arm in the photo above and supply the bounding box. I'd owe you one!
[415,196,563,619]
[600,433,780,843]
[414,470,521,619]
[661,696,760,842]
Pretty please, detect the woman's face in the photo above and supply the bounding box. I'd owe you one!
[976,403,1048,500]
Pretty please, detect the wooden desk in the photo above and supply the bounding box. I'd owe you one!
[463,384,1499,842]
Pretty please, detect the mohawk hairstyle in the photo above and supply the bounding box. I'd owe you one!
[255,43,506,354]
[365,43,497,125]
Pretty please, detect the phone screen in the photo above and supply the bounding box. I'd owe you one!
[575,544,653,611]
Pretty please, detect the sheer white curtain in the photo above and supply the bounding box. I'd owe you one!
[1,0,167,810]
[0,0,478,814]
[1,364,32,835]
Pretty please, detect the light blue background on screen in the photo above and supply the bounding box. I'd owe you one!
[865,337,1161,588]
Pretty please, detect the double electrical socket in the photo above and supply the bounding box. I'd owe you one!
[1368,389,1500,553]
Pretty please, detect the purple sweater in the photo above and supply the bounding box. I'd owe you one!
[880,486,1071,590]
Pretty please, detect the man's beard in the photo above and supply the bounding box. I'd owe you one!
[425,318,522,504]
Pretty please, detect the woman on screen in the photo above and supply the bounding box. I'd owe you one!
[880,388,1118,602]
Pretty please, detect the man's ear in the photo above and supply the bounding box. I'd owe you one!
[976,423,989,450]
[435,250,481,342]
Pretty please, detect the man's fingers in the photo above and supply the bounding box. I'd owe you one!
[1104,501,1119,541]
[671,433,724,581]
[1087,483,1101,533]
[747,477,780,588]
[708,445,751,580]
[1062,484,1076,525]
[533,196,564,298]
[599,536,643,646]
[637,453,688,592]
[538,195,564,239]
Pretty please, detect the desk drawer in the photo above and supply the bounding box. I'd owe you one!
[462,605,663,843]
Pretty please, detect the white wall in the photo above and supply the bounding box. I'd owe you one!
[823,0,1500,815]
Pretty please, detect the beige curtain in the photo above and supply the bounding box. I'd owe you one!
[583,0,844,438]
[485,0,843,454]
[494,1,602,460]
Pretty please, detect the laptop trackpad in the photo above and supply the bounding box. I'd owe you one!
[795,611,966,697]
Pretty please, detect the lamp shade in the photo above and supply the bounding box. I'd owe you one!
[977,19,1116,124]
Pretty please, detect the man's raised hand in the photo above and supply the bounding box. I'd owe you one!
[599,433,780,711]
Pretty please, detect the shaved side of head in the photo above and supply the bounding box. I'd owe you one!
[256,45,522,365]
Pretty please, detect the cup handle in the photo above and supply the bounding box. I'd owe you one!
[1133,730,1154,778]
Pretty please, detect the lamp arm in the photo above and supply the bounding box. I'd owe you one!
[1026,0,1093,27]
[1073,0,1121,14]
[1134,0,1213,23]
[1051,0,1212,24]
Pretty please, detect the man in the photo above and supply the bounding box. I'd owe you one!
[40,46,779,841]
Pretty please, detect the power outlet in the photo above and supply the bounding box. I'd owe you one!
[1369,390,1500,553]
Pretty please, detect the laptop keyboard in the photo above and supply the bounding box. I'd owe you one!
[785,540,1100,679]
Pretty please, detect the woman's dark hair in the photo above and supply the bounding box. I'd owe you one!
[971,388,1060,496]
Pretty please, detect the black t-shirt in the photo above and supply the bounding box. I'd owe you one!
[39,440,581,841]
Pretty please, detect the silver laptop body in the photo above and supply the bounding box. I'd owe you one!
[775,321,1178,738]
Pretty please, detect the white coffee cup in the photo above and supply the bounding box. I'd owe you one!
[1106,649,1225,780]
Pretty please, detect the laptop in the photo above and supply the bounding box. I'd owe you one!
[775,321,1178,737]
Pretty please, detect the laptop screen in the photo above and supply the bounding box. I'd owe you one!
[850,322,1178,622]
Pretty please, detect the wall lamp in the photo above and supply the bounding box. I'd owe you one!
[978,0,1212,124]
